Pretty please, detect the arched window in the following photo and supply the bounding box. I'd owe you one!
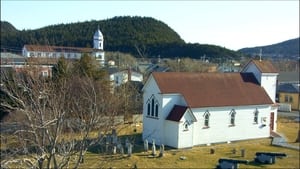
[203,110,210,127]
[155,104,159,117]
[151,98,155,116]
[229,109,236,126]
[146,95,159,119]
[254,109,259,124]
[147,103,151,116]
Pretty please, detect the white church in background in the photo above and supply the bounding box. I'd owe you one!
[142,60,279,149]
[22,27,105,66]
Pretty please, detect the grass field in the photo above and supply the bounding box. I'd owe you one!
[1,116,299,168]
[77,116,299,168]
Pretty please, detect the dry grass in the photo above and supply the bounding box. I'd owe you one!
[1,118,299,168]
[78,118,300,169]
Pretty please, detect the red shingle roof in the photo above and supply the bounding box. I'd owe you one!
[24,45,103,53]
[152,72,274,108]
[166,105,188,122]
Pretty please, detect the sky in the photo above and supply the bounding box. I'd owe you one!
[1,1,299,50]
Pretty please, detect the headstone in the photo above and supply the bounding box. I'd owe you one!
[120,146,124,155]
[241,149,245,157]
[112,129,118,145]
[232,148,236,154]
[125,137,130,148]
[144,139,149,152]
[159,144,165,157]
[152,140,156,156]
[127,143,132,157]
[295,130,300,143]
[113,146,116,154]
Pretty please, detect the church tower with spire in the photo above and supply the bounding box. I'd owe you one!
[93,26,105,66]
[93,26,104,50]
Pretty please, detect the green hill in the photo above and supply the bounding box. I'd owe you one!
[1,16,241,60]
[238,37,299,59]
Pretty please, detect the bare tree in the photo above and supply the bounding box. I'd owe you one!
[0,62,118,168]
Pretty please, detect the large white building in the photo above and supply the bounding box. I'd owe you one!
[22,28,105,66]
[142,60,278,148]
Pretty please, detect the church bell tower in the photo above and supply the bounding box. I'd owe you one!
[93,26,103,50]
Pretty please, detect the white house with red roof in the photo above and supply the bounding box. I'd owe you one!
[142,60,278,148]
[22,28,105,66]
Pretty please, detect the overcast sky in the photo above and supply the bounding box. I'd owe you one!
[1,1,299,50]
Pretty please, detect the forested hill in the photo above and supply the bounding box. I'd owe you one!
[1,16,240,59]
[238,37,300,59]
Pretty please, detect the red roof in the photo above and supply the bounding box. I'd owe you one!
[166,105,188,122]
[23,45,103,53]
[152,72,274,108]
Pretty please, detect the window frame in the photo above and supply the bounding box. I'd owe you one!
[229,109,236,127]
[203,110,210,129]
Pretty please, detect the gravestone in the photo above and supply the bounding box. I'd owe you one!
[125,137,130,148]
[112,129,118,145]
[159,144,165,157]
[241,149,245,157]
[152,140,156,156]
[295,130,300,143]
[144,139,149,152]
[127,143,132,157]
[232,148,236,154]
[112,146,116,154]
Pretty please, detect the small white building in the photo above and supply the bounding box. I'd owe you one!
[108,68,143,87]
[142,60,278,148]
[22,28,105,66]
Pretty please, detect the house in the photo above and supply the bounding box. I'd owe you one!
[142,60,278,148]
[22,28,105,66]
[108,67,143,87]
[277,83,300,111]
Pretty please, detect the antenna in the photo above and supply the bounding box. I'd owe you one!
[259,48,262,62]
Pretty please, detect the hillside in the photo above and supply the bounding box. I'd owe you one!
[1,16,240,60]
[238,37,300,59]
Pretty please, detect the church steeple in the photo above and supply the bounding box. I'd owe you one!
[93,26,103,50]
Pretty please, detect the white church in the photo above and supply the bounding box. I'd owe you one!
[22,27,105,66]
[142,60,279,148]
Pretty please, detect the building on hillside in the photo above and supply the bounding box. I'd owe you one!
[142,60,278,148]
[107,67,143,87]
[0,52,52,78]
[22,28,105,66]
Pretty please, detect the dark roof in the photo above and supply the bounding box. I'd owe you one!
[278,71,299,83]
[243,60,278,73]
[166,105,188,122]
[152,72,274,108]
[24,45,103,53]
[277,83,300,93]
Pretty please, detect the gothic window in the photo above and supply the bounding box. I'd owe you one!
[147,103,150,116]
[151,98,155,116]
[254,109,259,124]
[229,109,236,126]
[155,104,159,117]
[146,95,159,119]
[204,110,210,127]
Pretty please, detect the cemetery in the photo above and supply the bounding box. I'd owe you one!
[75,116,299,168]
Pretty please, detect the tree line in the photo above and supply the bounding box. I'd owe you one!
[1,16,242,61]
